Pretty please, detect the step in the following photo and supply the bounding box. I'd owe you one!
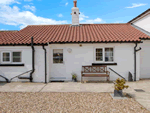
[18,77,30,79]
[50,77,66,82]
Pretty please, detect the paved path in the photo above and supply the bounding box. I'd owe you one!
[125,80,150,111]
[0,80,150,111]
[0,82,45,92]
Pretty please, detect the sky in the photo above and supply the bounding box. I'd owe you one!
[0,0,149,30]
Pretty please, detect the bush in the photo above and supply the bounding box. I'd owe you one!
[114,78,129,91]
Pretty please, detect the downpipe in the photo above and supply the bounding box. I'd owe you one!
[134,43,141,81]
[42,45,47,84]
[30,37,35,82]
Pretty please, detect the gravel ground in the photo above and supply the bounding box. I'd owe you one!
[0,92,149,113]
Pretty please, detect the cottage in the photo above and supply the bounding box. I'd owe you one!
[0,0,150,83]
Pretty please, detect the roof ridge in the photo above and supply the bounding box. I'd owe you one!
[26,23,128,26]
[27,24,71,26]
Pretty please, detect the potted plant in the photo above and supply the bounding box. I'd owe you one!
[72,73,77,82]
[114,78,129,97]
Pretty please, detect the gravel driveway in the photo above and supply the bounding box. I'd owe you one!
[0,92,148,113]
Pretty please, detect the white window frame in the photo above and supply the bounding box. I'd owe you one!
[1,51,11,64]
[95,48,104,62]
[12,51,22,64]
[94,47,115,63]
[1,51,22,64]
[52,49,64,64]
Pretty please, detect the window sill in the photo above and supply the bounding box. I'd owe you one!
[92,63,117,66]
[0,64,25,66]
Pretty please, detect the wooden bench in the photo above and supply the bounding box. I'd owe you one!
[81,65,110,83]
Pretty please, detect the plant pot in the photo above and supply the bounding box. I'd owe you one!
[72,78,77,82]
[114,90,123,97]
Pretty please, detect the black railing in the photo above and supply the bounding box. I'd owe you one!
[0,75,10,83]
[10,70,32,82]
[109,68,126,81]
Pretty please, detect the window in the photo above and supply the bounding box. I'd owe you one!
[1,51,22,64]
[2,52,10,62]
[96,48,103,61]
[53,49,63,63]
[95,48,114,62]
[105,48,113,62]
[13,52,21,62]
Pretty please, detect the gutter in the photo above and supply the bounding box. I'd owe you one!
[30,37,35,82]
[42,45,47,83]
[134,43,142,81]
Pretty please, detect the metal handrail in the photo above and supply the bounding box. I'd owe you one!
[10,70,32,81]
[109,68,126,81]
[0,75,10,83]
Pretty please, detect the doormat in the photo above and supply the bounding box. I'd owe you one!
[134,89,145,92]
[50,81,64,82]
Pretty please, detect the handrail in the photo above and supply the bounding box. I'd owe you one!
[0,75,10,83]
[109,68,126,81]
[10,70,32,81]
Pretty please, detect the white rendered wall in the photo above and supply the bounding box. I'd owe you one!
[0,43,141,82]
[0,46,49,82]
[140,40,150,78]
[49,43,139,81]
[133,14,150,32]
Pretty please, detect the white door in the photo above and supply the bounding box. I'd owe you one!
[50,49,67,81]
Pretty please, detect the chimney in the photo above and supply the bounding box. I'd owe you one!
[71,0,80,26]
[74,0,77,7]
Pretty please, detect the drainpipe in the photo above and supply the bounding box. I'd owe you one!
[42,45,47,83]
[134,43,141,81]
[30,37,35,82]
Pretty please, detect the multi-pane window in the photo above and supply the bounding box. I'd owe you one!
[96,48,103,61]
[1,51,22,63]
[2,52,10,62]
[95,48,114,62]
[105,48,113,62]
[53,49,63,63]
[13,52,21,62]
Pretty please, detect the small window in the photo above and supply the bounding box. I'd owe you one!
[105,48,113,62]
[95,47,114,62]
[13,52,21,62]
[2,52,10,62]
[53,49,63,63]
[96,48,103,61]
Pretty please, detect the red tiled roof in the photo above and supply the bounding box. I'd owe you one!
[0,23,149,45]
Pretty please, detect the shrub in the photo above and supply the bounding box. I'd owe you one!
[114,78,129,91]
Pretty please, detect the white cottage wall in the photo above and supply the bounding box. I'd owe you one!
[133,14,150,32]
[0,46,49,82]
[0,43,141,82]
[49,43,139,81]
[140,40,150,79]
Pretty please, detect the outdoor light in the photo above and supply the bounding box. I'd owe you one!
[79,44,82,47]
[67,48,72,53]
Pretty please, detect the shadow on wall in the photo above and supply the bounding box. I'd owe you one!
[0,67,30,82]
[0,70,7,81]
